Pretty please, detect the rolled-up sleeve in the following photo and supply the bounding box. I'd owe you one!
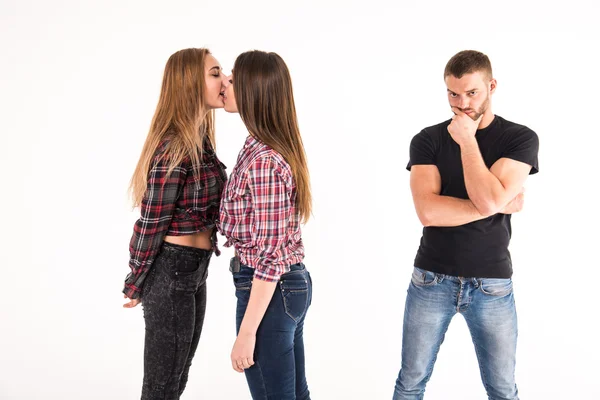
[123,156,188,299]
[246,156,294,282]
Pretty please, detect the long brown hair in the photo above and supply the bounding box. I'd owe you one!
[233,50,312,223]
[129,48,216,207]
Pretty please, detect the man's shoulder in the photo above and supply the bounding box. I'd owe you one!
[415,119,453,140]
[495,115,537,138]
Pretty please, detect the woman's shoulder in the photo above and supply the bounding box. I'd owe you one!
[151,135,193,168]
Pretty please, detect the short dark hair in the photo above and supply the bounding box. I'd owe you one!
[444,50,493,80]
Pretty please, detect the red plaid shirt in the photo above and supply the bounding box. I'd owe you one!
[218,136,304,282]
[124,140,227,299]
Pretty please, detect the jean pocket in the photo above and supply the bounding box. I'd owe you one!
[173,259,209,294]
[280,277,309,322]
[233,276,252,291]
[411,267,440,287]
[479,278,513,296]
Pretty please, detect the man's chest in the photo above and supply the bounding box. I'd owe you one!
[435,136,505,196]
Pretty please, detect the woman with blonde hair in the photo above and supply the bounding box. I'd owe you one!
[219,50,313,400]
[122,48,228,399]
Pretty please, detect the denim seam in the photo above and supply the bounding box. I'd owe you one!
[471,338,492,394]
[422,332,445,389]
[456,282,464,313]
[163,281,179,397]
[253,360,269,400]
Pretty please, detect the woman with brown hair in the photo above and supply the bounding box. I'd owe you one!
[218,50,313,400]
[122,48,228,399]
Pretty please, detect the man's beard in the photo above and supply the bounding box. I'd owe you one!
[462,93,489,121]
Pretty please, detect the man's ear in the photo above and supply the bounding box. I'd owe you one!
[489,78,498,94]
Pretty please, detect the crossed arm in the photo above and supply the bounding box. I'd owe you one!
[461,144,532,216]
[411,157,529,227]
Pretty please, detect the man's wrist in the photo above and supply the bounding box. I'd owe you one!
[460,137,479,154]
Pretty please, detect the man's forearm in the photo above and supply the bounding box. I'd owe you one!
[460,140,509,216]
[417,194,488,227]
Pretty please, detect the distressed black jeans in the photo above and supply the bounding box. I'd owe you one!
[141,242,211,400]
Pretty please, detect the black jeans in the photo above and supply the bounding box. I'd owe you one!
[141,242,211,400]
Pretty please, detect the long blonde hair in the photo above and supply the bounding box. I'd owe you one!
[233,50,312,223]
[130,48,215,207]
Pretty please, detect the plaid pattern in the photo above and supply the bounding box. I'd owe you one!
[218,136,304,282]
[123,141,227,299]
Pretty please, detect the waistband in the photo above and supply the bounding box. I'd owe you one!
[229,256,304,274]
[161,241,213,258]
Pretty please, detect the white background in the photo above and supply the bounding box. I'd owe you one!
[1,0,599,399]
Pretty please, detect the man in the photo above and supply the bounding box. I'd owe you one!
[393,50,539,400]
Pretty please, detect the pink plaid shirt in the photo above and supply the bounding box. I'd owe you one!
[218,136,304,282]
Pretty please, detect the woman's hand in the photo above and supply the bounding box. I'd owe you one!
[231,332,256,372]
[123,294,141,308]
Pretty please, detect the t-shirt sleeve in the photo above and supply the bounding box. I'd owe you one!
[407,130,437,171]
[502,127,539,175]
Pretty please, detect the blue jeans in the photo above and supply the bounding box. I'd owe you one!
[233,263,312,400]
[393,267,519,400]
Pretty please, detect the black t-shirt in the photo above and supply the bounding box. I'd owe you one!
[407,115,539,278]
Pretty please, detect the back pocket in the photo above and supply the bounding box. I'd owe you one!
[280,278,309,322]
[173,258,209,294]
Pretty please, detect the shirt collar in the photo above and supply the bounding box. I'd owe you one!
[244,135,261,149]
